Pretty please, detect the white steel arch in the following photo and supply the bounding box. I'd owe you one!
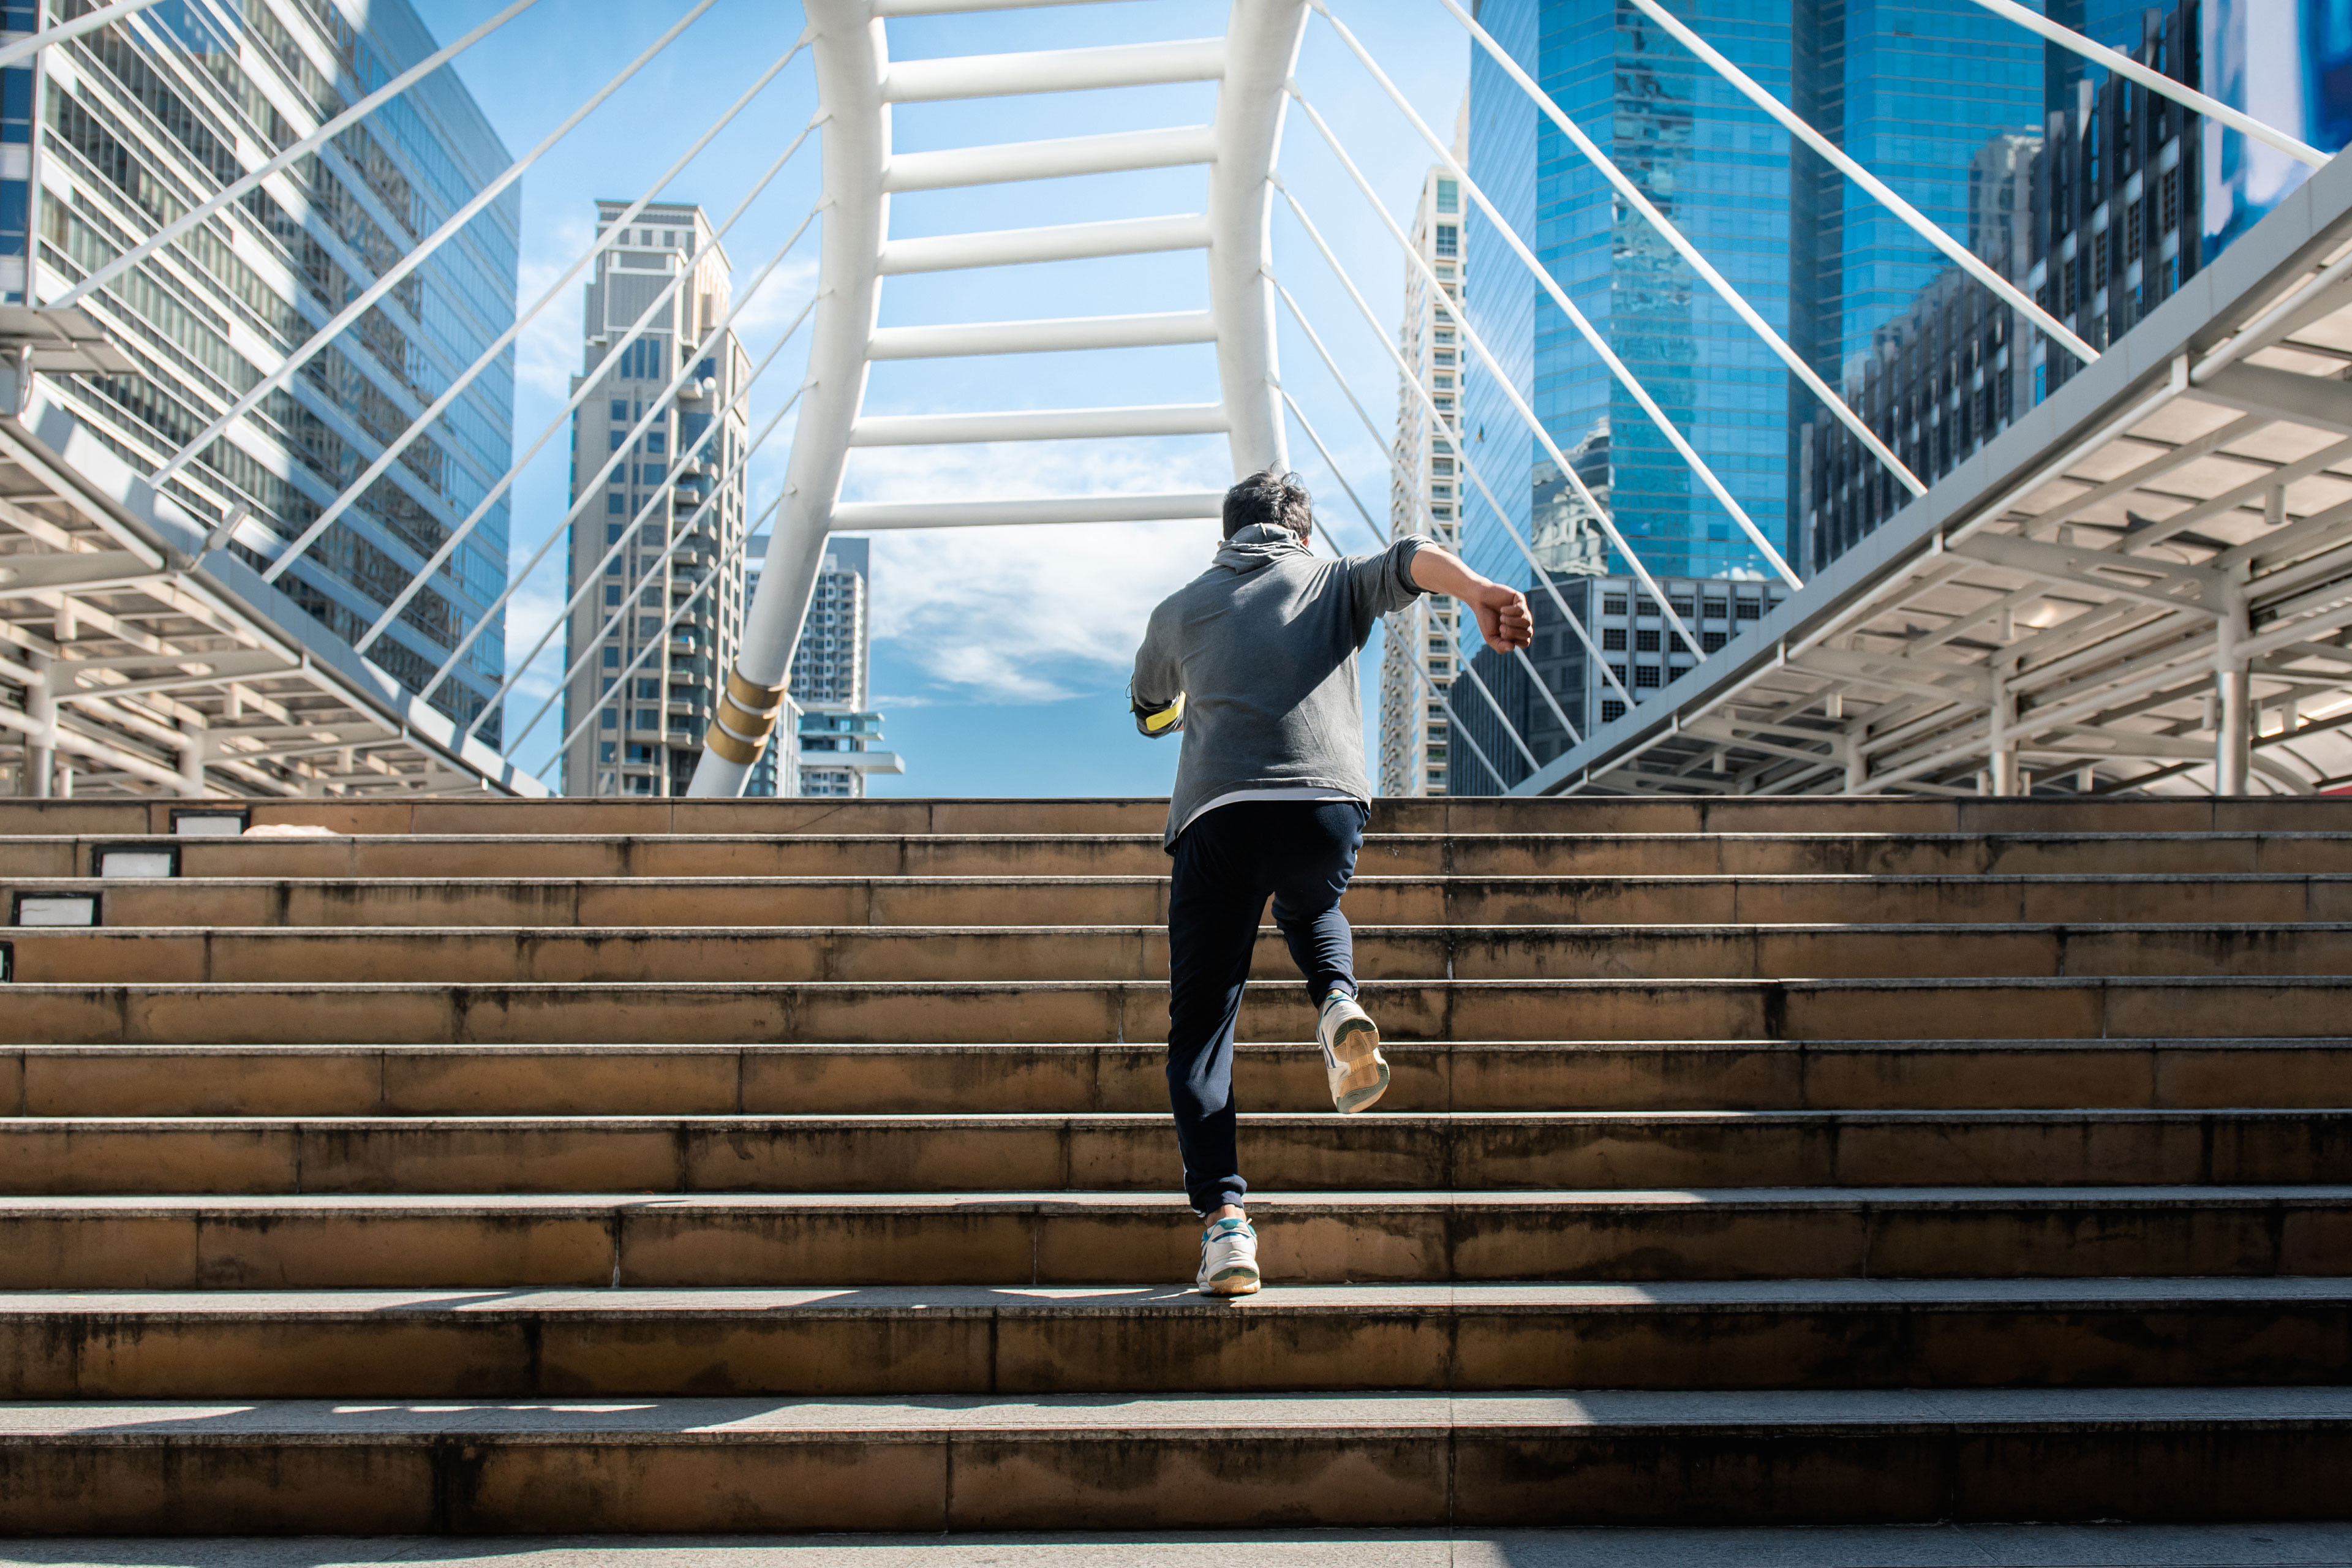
[691,0,1310,797]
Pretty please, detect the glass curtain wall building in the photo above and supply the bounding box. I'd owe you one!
[1460,0,2045,593]
[22,0,519,741]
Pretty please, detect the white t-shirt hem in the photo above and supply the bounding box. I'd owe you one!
[1178,786,1360,837]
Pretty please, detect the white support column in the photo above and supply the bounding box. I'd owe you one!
[21,651,51,799]
[176,714,206,799]
[1987,662,2016,795]
[1205,0,1307,477]
[2215,570,2252,794]
[690,0,888,799]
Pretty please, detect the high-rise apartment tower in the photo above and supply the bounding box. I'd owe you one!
[786,535,898,799]
[1377,150,1469,797]
[559,201,751,797]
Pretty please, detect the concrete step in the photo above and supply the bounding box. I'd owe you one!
[6,1279,2345,1398]
[2,1387,2346,1532]
[10,921,2352,985]
[7,1109,2347,1195]
[12,832,2352,883]
[1,793,2345,840]
[12,1039,2350,1116]
[11,976,2352,1046]
[15,872,2352,929]
[5,1186,2341,1289]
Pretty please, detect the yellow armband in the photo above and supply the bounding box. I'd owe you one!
[1133,691,1185,737]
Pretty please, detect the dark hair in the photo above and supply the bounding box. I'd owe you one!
[1222,467,1312,540]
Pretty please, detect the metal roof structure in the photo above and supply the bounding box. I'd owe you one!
[1512,153,2352,800]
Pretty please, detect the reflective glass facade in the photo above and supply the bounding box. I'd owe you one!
[1461,0,2046,594]
[26,0,519,740]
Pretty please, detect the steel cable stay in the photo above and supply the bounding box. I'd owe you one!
[0,0,167,72]
[418,191,823,712]
[536,491,787,777]
[1276,380,1546,776]
[1424,0,1930,501]
[148,0,725,490]
[1284,92,1708,661]
[1963,0,2326,167]
[258,42,818,600]
[50,0,549,309]
[1269,274,1586,748]
[1270,186,1638,713]
[455,280,820,745]
[1309,2,1806,584]
[500,375,812,756]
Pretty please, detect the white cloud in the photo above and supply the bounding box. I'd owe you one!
[842,441,1232,704]
[731,255,820,342]
[514,213,594,404]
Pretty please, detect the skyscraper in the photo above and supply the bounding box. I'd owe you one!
[558,202,751,797]
[1377,156,1469,798]
[785,536,899,799]
[1460,0,2046,593]
[23,0,520,740]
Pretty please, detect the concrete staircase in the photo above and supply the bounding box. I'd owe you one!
[0,794,2346,1534]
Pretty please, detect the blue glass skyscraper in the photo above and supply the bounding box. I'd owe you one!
[1460,0,2046,588]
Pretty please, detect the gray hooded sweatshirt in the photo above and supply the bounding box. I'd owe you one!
[1131,522,1433,850]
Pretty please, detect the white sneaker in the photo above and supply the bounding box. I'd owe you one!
[1195,1215,1261,1296]
[1316,989,1389,1114]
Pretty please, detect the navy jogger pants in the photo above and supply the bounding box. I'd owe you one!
[1164,798,1368,1214]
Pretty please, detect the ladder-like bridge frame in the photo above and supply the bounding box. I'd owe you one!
[688,0,1311,796]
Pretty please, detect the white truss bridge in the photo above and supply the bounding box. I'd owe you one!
[0,0,2342,800]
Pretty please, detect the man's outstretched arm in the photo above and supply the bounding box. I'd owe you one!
[1408,545,1534,654]
[1130,612,1185,738]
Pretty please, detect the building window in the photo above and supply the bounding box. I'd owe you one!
[637,709,659,729]
[605,586,622,606]
[1635,630,1660,652]
[606,494,625,514]
[1433,224,1458,258]
[1702,598,1728,619]
[1608,664,1627,687]
[1435,178,1457,213]
[1634,665,1662,688]
[610,399,628,420]
[1702,630,1727,653]
[1603,596,1627,616]
[600,710,617,729]
[1602,699,1626,723]
[1735,600,1762,620]
[1602,627,1626,650]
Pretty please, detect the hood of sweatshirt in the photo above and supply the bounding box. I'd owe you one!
[1212,522,1311,575]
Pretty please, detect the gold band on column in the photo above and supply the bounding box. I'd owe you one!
[706,726,762,765]
[703,665,789,767]
[726,669,786,712]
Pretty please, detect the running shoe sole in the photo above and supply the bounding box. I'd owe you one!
[1326,1012,1390,1115]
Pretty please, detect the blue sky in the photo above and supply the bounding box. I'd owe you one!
[399,0,1471,796]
